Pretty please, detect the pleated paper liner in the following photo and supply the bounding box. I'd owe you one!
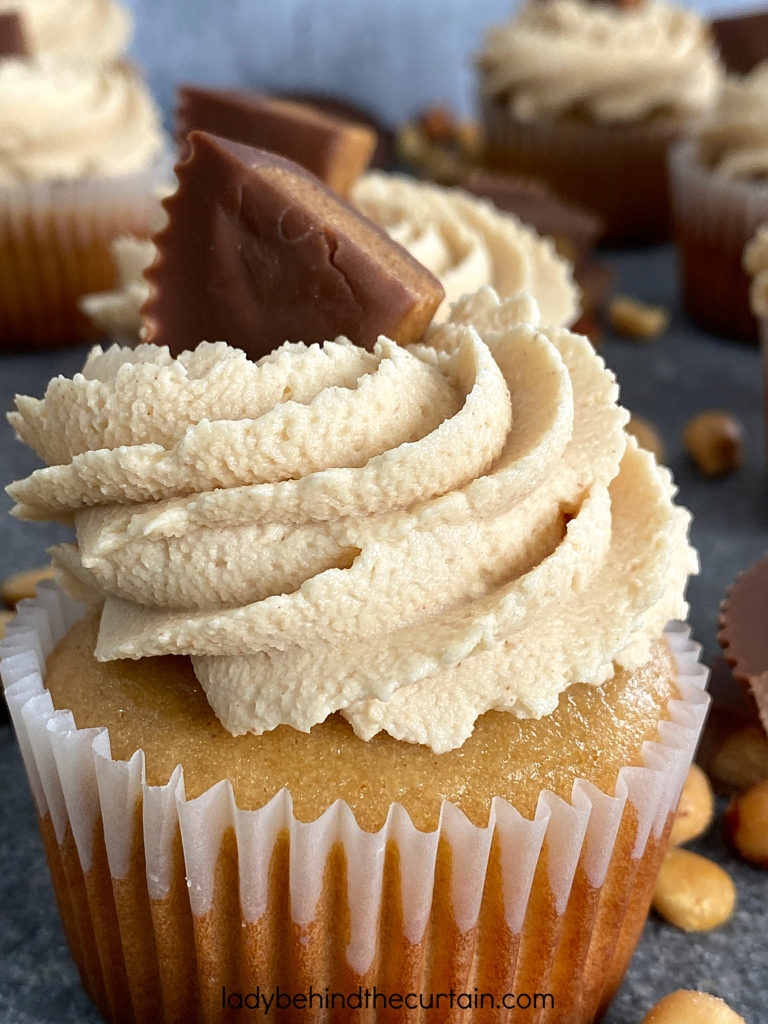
[480,95,683,246]
[2,585,709,1024]
[669,139,768,343]
[0,149,171,350]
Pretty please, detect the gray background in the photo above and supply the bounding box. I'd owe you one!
[122,0,756,125]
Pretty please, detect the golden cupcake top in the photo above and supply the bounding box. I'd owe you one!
[478,0,721,122]
[0,55,164,183]
[696,62,768,179]
[0,0,130,63]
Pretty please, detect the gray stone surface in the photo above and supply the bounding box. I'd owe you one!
[1,244,767,1022]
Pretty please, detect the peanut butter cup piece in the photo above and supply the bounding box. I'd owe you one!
[719,556,768,739]
[176,87,376,197]
[0,12,28,58]
[712,10,768,74]
[142,131,445,359]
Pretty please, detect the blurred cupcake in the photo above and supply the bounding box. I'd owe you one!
[671,64,768,342]
[0,0,131,63]
[478,0,722,244]
[82,171,580,341]
[3,282,706,1021]
[0,54,168,348]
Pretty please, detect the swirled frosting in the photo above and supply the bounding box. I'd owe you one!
[0,0,130,62]
[82,172,579,339]
[478,0,721,123]
[8,288,696,753]
[0,57,164,183]
[696,64,768,179]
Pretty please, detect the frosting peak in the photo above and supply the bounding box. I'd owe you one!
[8,290,696,753]
[696,63,768,179]
[478,0,721,123]
[0,57,164,183]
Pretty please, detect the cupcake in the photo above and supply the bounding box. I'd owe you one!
[670,64,768,342]
[82,171,580,342]
[478,0,722,245]
[2,138,706,1023]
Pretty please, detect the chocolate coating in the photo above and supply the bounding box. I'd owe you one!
[712,10,768,74]
[142,132,444,359]
[0,12,28,58]
[176,87,376,197]
[464,169,604,259]
[719,556,768,737]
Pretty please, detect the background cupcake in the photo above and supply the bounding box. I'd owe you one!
[671,63,768,342]
[0,0,130,63]
[478,0,722,245]
[0,0,168,350]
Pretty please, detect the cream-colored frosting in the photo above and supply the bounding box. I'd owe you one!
[8,288,696,753]
[744,226,768,317]
[697,64,768,179]
[0,57,164,183]
[82,172,579,339]
[0,0,130,62]
[478,0,721,123]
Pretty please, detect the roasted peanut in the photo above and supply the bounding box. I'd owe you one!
[627,415,666,464]
[724,779,768,868]
[669,764,714,846]
[609,295,669,339]
[641,989,746,1023]
[1,565,55,608]
[652,848,736,931]
[419,105,455,143]
[683,410,743,477]
[709,722,768,793]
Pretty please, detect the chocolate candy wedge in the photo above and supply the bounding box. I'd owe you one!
[0,12,28,58]
[176,87,376,197]
[712,9,768,74]
[142,132,445,359]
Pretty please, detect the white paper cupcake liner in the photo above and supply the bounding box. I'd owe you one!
[669,139,768,341]
[2,585,709,1023]
[0,145,173,348]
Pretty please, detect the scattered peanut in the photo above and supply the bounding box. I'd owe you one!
[669,764,714,846]
[419,105,455,143]
[709,722,768,793]
[724,779,768,868]
[609,295,669,339]
[1,565,55,608]
[641,989,746,1023]
[627,415,666,464]
[652,848,736,931]
[683,410,743,477]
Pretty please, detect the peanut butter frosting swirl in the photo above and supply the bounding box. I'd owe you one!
[83,173,579,339]
[0,56,164,183]
[9,289,696,753]
[696,64,768,179]
[478,0,721,122]
[0,0,130,62]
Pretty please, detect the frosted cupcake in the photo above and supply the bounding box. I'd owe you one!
[3,282,706,1022]
[671,64,768,341]
[478,0,722,244]
[82,172,580,340]
[0,53,167,348]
